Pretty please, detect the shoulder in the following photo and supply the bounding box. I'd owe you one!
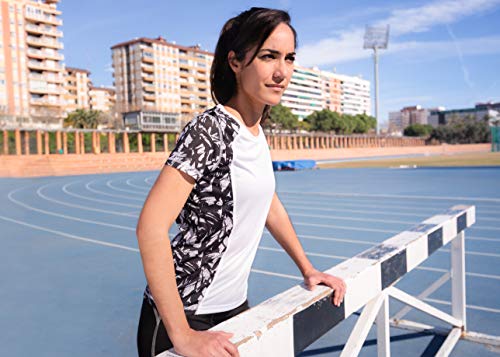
[183,106,221,134]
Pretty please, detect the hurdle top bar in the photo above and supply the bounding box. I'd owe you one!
[158,205,475,357]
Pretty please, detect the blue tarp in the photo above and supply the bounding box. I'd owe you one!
[272,159,317,171]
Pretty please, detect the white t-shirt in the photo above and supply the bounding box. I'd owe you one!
[144,104,275,315]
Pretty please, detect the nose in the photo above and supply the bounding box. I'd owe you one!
[272,59,288,83]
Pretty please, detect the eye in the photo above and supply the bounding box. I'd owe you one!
[261,53,275,60]
[285,55,296,63]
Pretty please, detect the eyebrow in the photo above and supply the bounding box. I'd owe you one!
[259,48,296,56]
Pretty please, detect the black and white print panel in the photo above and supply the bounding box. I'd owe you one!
[144,107,240,311]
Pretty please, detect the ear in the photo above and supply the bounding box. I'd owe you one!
[227,50,242,74]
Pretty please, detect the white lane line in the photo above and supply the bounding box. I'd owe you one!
[417,266,500,280]
[283,201,500,223]
[263,231,500,258]
[106,179,147,196]
[250,269,303,281]
[288,211,415,225]
[263,231,375,246]
[258,244,500,279]
[4,211,499,313]
[392,273,451,320]
[0,214,138,252]
[8,188,136,231]
[37,184,139,218]
[290,211,500,232]
[468,236,500,243]
[259,245,346,260]
[126,178,150,191]
[0,214,300,282]
[2,210,499,282]
[63,182,142,208]
[424,297,500,314]
[85,180,145,202]
[281,196,500,216]
[469,225,500,232]
[440,248,500,258]
[284,203,427,218]
[279,190,500,204]
[294,221,398,234]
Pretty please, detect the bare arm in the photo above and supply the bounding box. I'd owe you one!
[137,165,238,356]
[265,193,346,306]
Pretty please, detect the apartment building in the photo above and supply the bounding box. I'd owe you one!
[333,73,371,116]
[281,65,323,119]
[0,0,64,128]
[63,66,90,113]
[320,71,342,113]
[281,65,371,120]
[111,36,213,131]
[89,86,115,113]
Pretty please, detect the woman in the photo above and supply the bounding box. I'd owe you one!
[136,7,346,357]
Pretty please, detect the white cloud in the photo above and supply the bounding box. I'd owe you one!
[297,0,500,67]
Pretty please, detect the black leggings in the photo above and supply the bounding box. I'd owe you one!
[137,298,250,357]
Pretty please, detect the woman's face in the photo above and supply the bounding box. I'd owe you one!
[230,23,296,108]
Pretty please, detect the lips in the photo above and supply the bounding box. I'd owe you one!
[265,84,285,91]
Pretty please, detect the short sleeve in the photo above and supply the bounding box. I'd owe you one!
[166,114,221,181]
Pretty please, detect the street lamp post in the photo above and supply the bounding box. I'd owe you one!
[364,25,389,135]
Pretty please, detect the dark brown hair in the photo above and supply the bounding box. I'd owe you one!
[210,7,297,121]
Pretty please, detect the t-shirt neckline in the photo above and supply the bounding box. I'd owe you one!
[216,104,262,139]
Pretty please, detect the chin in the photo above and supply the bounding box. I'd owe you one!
[263,95,283,106]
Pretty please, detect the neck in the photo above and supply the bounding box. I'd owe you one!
[224,96,265,129]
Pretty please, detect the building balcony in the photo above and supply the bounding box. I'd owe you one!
[142,55,154,63]
[141,72,154,82]
[28,60,63,72]
[26,36,63,49]
[30,72,65,83]
[143,84,155,93]
[27,48,64,61]
[143,93,156,101]
[29,85,61,95]
[25,10,63,26]
[141,63,154,73]
[25,23,63,37]
[30,97,64,107]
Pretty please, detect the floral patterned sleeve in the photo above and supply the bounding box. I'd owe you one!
[166,114,221,181]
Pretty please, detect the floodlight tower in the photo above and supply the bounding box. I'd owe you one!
[363,25,389,135]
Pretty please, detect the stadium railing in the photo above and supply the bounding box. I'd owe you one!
[159,205,475,357]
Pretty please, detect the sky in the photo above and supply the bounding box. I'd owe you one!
[59,0,500,125]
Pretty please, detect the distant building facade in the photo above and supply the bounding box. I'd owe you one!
[430,102,499,126]
[281,65,371,120]
[0,0,64,128]
[64,67,90,113]
[111,36,214,131]
[89,86,115,113]
[389,102,500,133]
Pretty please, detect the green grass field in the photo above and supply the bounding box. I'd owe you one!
[317,151,500,169]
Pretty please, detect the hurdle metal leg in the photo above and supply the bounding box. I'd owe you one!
[376,295,390,357]
[341,293,386,357]
[451,231,466,330]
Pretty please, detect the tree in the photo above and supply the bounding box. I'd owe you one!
[304,109,336,132]
[265,104,299,132]
[64,109,102,129]
[404,123,434,137]
[428,115,491,144]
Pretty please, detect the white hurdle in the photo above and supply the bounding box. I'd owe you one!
[159,205,478,357]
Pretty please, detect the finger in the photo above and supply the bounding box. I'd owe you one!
[216,347,231,357]
[221,339,239,357]
[216,331,234,339]
[334,289,341,306]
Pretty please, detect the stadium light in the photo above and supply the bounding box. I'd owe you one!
[364,25,389,135]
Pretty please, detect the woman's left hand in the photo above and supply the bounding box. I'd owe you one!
[303,269,346,307]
